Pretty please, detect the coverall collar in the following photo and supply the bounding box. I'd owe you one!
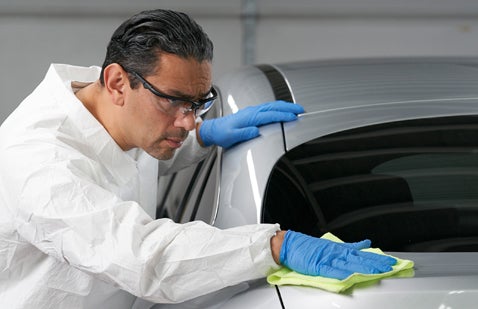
[47,63,139,186]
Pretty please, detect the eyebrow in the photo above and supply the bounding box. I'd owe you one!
[165,88,213,101]
[133,70,212,101]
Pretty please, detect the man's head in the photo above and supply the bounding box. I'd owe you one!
[100,9,213,86]
[93,9,215,160]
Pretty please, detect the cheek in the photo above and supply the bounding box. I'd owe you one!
[131,97,169,129]
[142,110,175,143]
[125,94,178,145]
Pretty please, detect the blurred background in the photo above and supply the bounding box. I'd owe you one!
[1,0,478,122]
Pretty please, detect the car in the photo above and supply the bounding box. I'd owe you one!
[154,57,478,308]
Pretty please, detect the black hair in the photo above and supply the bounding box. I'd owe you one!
[99,9,213,87]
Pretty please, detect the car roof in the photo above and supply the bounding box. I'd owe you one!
[273,57,478,113]
[265,57,478,150]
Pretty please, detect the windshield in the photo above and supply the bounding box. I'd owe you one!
[263,115,478,252]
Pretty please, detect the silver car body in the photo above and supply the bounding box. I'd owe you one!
[156,57,478,308]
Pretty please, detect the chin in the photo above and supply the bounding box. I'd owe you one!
[148,148,176,161]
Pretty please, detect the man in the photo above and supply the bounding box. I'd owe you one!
[0,9,396,308]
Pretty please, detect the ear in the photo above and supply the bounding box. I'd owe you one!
[103,63,129,106]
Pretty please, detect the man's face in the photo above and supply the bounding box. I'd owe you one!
[121,54,212,160]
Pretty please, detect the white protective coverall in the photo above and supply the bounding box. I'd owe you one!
[0,64,280,308]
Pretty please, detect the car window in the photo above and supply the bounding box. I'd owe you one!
[263,115,478,252]
[177,148,219,223]
[156,161,200,221]
[156,147,219,223]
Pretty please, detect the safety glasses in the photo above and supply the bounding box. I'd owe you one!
[130,70,217,117]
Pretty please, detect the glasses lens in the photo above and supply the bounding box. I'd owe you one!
[168,100,194,116]
[195,99,215,117]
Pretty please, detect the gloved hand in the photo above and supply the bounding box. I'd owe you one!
[199,101,304,149]
[280,231,397,280]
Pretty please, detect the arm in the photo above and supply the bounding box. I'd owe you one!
[0,110,283,302]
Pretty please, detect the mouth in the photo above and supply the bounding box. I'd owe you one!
[165,137,185,149]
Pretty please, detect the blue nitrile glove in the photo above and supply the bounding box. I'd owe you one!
[199,101,304,149]
[280,231,397,280]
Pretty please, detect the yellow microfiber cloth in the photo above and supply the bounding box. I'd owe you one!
[267,232,415,293]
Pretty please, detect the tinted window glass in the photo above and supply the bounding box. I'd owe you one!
[156,148,218,223]
[263,116,478,252]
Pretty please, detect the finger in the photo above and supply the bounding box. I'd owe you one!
[340,239,371,250]
[315,264,353,280]
[343,253,396,273]
[331,258,393,275]
[355,250,397,266]
[246,111,299,127]
[230,127,260,146]
[256,101,305,114]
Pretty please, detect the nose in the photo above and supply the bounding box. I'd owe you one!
[173,111,196,131]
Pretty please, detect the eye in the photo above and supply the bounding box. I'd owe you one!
[167,98,183,107]
[169,99,193,111]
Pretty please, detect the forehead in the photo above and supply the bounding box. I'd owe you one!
[150,53,212,95]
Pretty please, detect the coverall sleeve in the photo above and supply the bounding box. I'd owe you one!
[7,142,279,304]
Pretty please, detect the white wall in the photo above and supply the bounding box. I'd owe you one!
[1,0,478,122]
[256,17,478,63]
